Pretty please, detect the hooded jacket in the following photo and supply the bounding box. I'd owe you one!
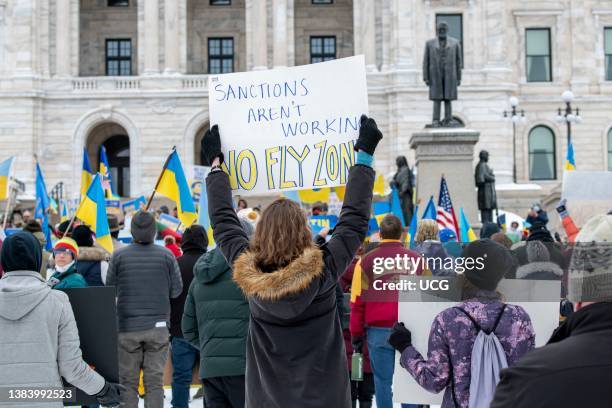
[0,233,105,407]
[170,225,208,338]
[106,211,183,332]
[182,247,249,379]
[76,245,109,287]
[206,164,374,408]
[491,302,612,408]
[49,262,88,289]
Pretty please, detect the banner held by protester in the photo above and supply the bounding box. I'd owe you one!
[208,55,368,195]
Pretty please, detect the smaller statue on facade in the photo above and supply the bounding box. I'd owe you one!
[475,150,497,223]
[390,156,415,225]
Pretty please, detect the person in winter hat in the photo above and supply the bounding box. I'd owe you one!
[182,219,252,408]
[72,224,110,286]
[169,224,208,408]
[199,115,381,407]
[480,221,500,239]
[22,219,52,277]
[389,239,534,408]
[48,237,88,289]
[0,232,123,407]
[106,210,183,408]
[492,214,612,408]
[440,228,463,259]
[414,219,454,276]
[516,240,563,280]
[164,235,183,258]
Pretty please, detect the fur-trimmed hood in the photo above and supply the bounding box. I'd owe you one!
[516,261,563,280]
[77,246,110,262]
[233,247,325,302]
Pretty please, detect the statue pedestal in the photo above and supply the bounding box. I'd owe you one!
[410,128,480,232]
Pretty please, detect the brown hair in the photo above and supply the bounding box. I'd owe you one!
[415,219,439,244]
[250,198,314,269]
[491,232,513,249]
[380,214,403,240]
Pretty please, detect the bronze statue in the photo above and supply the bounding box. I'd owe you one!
[475,150,497,223]
[390,156,415,224]
[423,22,463,128]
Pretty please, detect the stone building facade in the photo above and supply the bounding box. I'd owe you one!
[1,0,612,221]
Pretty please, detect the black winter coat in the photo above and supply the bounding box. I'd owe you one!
[491,302,612,408]
[170,247,206,337]
[206,164,374,408]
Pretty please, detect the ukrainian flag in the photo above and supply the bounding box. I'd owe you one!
[565,137,576,171]
[155,150,198,227]
[459,207,477,243]
[75,173,113,253]
[298,187,330,204]
[81,148,94,199]
[99,146,119,199]
[0,157,15,201]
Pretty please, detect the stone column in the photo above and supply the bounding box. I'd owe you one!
[246,0,268,70]
[55,0,71,76]
[143,0,159,74]
[353,0,376,70]
[164,0,179,74]
[272,0,293,67]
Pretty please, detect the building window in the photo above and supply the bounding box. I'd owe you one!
[436,14,463,65]
[105,39,132,76]
[605,28,612,80]
[108,0,129,6]
[101,135,130,197]
[529,125,556,180]
[210,0,231,4]
[310,36,336,63]
[312,0,333,4]
[608,128,612,171]
[208,38,234,74]
[526,28,552,82]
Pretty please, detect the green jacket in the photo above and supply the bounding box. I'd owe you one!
[182,247,249,379]
[50,264,88,289]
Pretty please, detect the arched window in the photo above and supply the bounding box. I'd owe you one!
[86,123,130,197]
[608,128,612,171]
[529,126,556,180]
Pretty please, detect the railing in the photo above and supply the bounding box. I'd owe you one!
[70,75,209,92]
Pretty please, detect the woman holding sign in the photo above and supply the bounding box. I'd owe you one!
[200,115,381,407]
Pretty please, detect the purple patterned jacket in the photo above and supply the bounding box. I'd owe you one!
[400,299,535,408]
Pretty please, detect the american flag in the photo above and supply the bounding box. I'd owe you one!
[436,176,460,239]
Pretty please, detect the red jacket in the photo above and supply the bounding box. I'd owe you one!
[350,240,422,337]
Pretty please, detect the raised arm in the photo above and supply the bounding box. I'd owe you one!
[202,125,249,266]
[321,115,380,280]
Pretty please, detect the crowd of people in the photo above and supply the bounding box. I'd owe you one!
[0,115,611,408]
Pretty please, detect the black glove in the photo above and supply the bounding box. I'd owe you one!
[95,381,125,407]
[388,322,412,353]
[351,336,364,353]
[200,124,224,166]
[354,114,383,155]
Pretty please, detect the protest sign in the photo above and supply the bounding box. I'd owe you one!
[191,165,210,203]
[308,215,338,235]
[159,213,182,232]
[208,55,368,195]
[121,196,146,215]
[60,287,118,406]
[562,171,612,226]
[393,279,561,405]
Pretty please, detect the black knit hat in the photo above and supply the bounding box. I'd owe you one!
[462,239,514,291]
[1,231,42,273]
[131,211,157,244]
[72,225,94,248]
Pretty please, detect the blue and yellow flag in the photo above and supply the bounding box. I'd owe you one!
[422,196,437,220]
[390,185,406,226]
[565,137,576,171]
[99,146,119,199]
[409,204,419,249]
[35,162,53,251]
[298,187,330,204]
[459,207,477,243]
[0,157,15,201]
[75,173,113,253]
[81,148,94,199]
[155,150,198,227]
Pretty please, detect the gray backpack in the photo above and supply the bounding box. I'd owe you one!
[451,305,508,408]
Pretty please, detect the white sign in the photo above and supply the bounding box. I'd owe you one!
[393,280,561,405]
[562,171,612,226]
[208,56,368,195]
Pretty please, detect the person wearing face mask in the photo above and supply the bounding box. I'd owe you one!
[48,237,88,289]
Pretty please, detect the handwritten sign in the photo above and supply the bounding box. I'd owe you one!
[208,56,368,195]
[308,215,338,236]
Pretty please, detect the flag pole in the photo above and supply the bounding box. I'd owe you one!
[145,146,176,211]
[62,213,78,238]
[2,183,13,229]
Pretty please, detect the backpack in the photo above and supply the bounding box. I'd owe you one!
[451,304,508,408]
